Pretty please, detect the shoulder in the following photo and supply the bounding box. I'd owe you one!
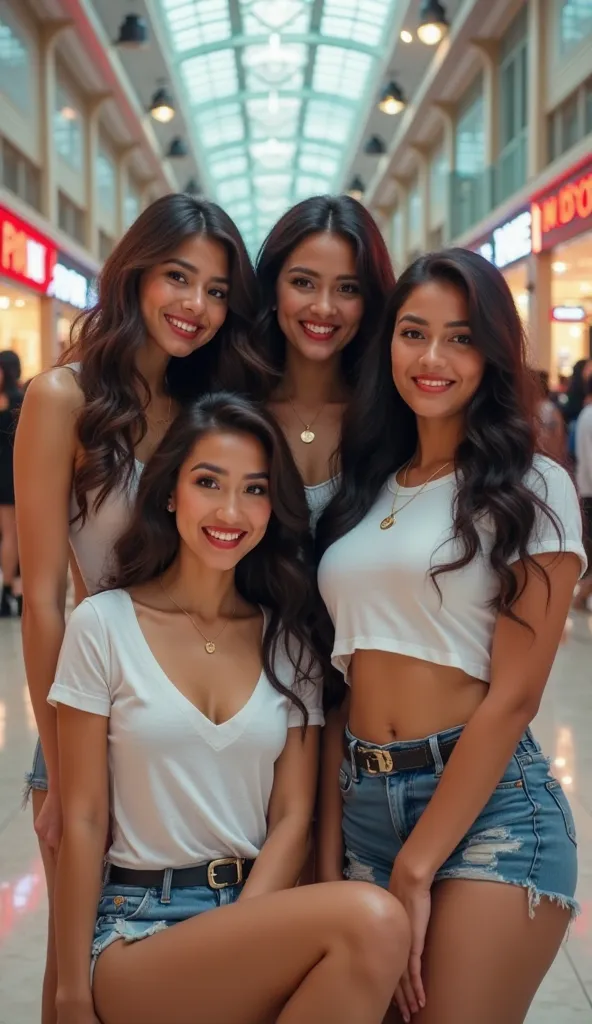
[22,366,84,416]
[68,590,126,634]
[524,455,574,497]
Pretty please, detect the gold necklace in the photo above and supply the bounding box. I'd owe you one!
[379,459,452,530]
[159,579,236,654]
[149,393,172,428]
[288,399,326,444]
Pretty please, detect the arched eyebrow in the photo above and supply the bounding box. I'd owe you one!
[191,462,269,481]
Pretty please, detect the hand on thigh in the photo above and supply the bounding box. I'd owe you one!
[413,879,570,1024]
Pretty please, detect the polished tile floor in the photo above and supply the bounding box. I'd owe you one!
[0,613,591,1023]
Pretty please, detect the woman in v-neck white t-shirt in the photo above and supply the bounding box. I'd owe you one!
[49,393,409,1024]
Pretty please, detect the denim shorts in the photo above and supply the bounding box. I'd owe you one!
[23,739,48,802]
[91,868,243,984]
[341,725,579,918]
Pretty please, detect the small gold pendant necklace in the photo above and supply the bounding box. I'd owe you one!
[380,459,452,530]
[159,579,236,654]
[288,399,325,444]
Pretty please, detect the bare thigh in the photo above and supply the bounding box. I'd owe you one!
[413,879,570,1024]
[94,881,409,1024]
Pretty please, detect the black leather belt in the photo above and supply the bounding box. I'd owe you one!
[109,857,254,891]
[345,736,458,775]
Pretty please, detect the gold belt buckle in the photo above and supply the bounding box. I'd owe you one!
[358,746,394,774]
[207,857,243,889]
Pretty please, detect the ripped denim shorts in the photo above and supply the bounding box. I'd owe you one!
[91,867,242,984]
[23,739,48,803]
[341,725,579,919]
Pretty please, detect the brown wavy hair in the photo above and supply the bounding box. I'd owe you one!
[109,392,334,724]
[62,194,257,523]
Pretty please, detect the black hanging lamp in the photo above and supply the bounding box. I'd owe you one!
[417,0,449,45]
[346,176,365,201]
[115,12,149,49]
[167,137,189,158]
[150,83,175,123]
[184,177,201,194]
[378,80,406,115]
[364,135,386,156]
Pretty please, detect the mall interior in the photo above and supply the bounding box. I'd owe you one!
[0,0,591,1021]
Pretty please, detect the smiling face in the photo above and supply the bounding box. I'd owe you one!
[139,234,230,359]
[391,279,486,423]
[275,232,364,365]
[169,430,272,571]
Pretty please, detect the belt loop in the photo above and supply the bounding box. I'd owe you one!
[160,867,173,904]
[347,730,359,782]
[102,860,111,887]
[429,734,444,776]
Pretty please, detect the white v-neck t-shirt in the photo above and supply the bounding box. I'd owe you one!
[48,589,324,869]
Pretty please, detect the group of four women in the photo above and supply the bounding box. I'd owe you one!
[14,192,586,1024]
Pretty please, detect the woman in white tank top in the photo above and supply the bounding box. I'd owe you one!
[14,193,256,1024]
[316,250,586,1024]
[49,392,409,1024]
[226,195,396,534]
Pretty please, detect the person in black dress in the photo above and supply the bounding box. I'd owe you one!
[0,350,23,616]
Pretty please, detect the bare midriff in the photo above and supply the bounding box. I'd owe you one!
[348,649,489,745]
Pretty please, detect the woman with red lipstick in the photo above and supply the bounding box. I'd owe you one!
[316,250,585,1024]
[231,195,395,532]
[50,393,410,1024]
[14,193,256,1024]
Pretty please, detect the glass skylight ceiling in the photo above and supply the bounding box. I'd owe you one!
[158,0,399,252]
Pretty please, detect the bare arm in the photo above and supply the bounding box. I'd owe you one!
[396,552,581,882]
[316,692,350,881]
[14,369,82,788]
[54,704,109,1015]
[240,725,320,899]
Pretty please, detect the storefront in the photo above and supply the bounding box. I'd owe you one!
[469,155,592,379]
[0,202,97,379]
[0,203,56,381]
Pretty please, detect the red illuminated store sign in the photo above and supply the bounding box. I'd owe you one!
[531,159,592,253]
[0,205,57,293]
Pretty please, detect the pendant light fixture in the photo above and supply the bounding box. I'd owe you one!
[364,135,387,156]
[346,176,365,201]
[167,137,189,159]
[417,0,449,45]
[184,178,201,195]
[115,13,149,49]
[150,82,175,123]
[378,80,406,116]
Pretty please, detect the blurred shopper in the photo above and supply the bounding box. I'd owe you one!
[0,350,23,616]
[316,250,585,1024]
[535,370,566,463]
[51,394,409,1024]
[14,194,256,1024]
[562,357,592,458]
[574,375,592,611]
[230,195,395,532]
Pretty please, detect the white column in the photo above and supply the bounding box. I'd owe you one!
[527,0,546,180]
[84,95,110,259]
[433,102,455,244]
[410,146,430,252]
[115,145,139,239]
[39,21,72,224]
[527,250,552,372]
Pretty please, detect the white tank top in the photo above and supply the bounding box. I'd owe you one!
[304,477,339,532]
[66,364,142,595]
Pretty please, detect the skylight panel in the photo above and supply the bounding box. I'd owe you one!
[303,100,354,144]
[240,0,314,36]
[320,0,387,48]
[312,45,373,101]
[181,50,238,104]
[216,178,251,204]
[299,152,339,177]
[161,0,232,54]
[195,103,245,148]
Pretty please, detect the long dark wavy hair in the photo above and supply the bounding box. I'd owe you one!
[225,195,395,406]
[63,194,256,523]
[109,392,334,724]
[317,248,563,625]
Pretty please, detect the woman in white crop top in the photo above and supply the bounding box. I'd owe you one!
[49,393,409,1024]
[14,194,257,1024]
[316,249,587,1024]
[224,196,396,533]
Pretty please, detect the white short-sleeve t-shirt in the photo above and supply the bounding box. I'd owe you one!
[48,589,324,870]
[318,455,586,683]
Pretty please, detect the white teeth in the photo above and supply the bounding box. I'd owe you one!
[417,378,452,387]
[205,528,243,541]
[166,315,198,334]
[303,322,336,335]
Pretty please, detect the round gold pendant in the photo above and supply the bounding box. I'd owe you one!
[204,641,216,654]
[300,429,315,444]
[380,515,395,530]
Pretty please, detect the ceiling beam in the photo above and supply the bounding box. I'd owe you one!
[177,32,377,63]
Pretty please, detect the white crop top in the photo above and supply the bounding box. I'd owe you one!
[305,476,339,532]
[66,364,142,595]
[318,456,587,683]
[48,589,324,869]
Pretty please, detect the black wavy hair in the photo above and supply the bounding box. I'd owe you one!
[223,194,396,408]
[109,392,334,724]
[62,193,256,523]
[317,248,564,625]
